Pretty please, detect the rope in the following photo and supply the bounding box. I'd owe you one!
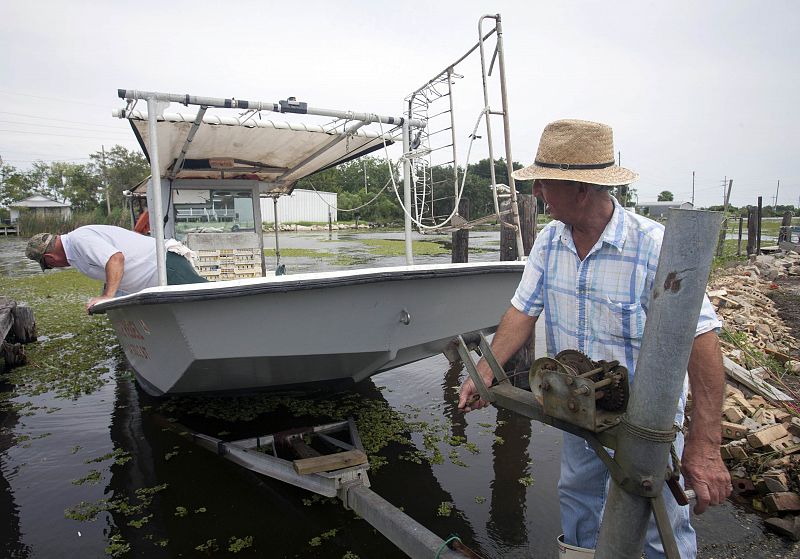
[304,177,393,213]
[619,414,678,443]
[669,442,681,480]
[435,535,462,558]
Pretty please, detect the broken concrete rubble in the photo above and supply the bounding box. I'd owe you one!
[704,251,800,542]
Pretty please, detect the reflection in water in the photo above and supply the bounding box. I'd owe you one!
[488,408,531,550]
[0,398,31,559]
[103,376,476,557]
[442,361,467,440]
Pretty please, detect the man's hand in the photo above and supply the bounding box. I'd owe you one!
[456,307,537,413]
[86,295,114,313]
[681,438,731,514]
[684,330,731,514]
[457,364,493,412]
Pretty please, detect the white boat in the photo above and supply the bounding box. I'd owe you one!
[94,19,527,396]
[93,262,523,395]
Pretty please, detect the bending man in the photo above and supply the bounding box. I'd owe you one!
[458,119,730,558]
[25,224,207,312]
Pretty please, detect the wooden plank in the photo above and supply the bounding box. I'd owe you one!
[293,449,368,475]
[723,356,793,402]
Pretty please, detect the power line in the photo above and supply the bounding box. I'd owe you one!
[0,129,131,140]
[0,119,131,135]
[0,111,124,130]
[0,88,105,108]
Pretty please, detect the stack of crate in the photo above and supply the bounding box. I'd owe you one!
[194,248,261,281]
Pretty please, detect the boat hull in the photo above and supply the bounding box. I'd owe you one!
[95,262,524,395]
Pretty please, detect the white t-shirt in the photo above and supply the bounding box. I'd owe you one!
[61,225,158,295]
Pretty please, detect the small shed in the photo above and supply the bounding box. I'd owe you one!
[260,189,337,224]
[635,200,693,218]
[9,195,72,222]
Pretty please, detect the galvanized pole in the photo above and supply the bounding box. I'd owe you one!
[493,14,526,258]
[594,209,723,559]
[146,97,168,286]
[402,118,414,265]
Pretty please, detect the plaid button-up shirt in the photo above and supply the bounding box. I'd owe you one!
[511,198,721,412]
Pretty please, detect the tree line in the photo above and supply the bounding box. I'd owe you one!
[1,146,151,218]
[1,146,545,226]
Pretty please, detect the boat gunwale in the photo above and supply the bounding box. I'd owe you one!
[90,261,524,314]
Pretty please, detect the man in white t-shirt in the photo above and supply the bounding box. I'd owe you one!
[25,225,206,312]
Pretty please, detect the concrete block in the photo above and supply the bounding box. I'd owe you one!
[722,421,749,440]
[724,406,746,423]
[764,492,800,513]
[764,515,800,542]
[748,424,790,448]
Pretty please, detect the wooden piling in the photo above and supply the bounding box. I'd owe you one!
[451,198,470,263]
[747,206,757,256]
[500,195,536,261]
[757,196,763,254]
[779,211,792,243]
[0,297,36,372]
[737,215,743,256]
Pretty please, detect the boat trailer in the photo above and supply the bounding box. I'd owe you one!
[164,417,479,559]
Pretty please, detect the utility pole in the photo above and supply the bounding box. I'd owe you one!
[364,160,368,193]
[101,145,111,214]
[716,179,733,258]
[774,179,780,213]
[691,171,695,206]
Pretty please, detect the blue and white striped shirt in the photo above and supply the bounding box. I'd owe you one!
[511,198,721,414]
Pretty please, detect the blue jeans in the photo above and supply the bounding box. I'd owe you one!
[558,431,697,559]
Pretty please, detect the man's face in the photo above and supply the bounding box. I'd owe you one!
[41,248,68,269]
[533,179,580,222]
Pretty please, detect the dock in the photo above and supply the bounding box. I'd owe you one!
[0,224,19,235]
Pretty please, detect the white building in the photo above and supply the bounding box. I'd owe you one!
[635,200,693,218]
[260,189,337,224]
[9,194,72,222]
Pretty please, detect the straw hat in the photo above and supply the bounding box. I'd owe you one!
[511,119,638,186]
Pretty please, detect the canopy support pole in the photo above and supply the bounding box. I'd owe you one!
[402,118,413,264]
[146,97,168,286]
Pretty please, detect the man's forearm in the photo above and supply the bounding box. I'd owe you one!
[685,330,725,445]
[102,252,125,297]
[477,306,537,381]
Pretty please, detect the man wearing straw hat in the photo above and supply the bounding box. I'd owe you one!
[458,120,730,558]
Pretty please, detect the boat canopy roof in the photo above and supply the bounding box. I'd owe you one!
[124,110,397,195]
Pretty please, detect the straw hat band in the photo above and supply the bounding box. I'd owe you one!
[534,160,616,171]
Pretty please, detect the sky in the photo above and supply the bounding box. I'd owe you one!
[1,0,798,209]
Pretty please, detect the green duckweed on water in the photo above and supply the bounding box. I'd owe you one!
[0,269,118,400]
[360,238,447,256]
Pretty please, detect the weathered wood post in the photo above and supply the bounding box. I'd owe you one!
[737,215,743,256]
[500,195,535,261]
[747,206,757,256]
[0,297,37,372]
[451,198,470,264]
[757,196,763,254]
[778,211,792,243]
[500,194,537,384]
